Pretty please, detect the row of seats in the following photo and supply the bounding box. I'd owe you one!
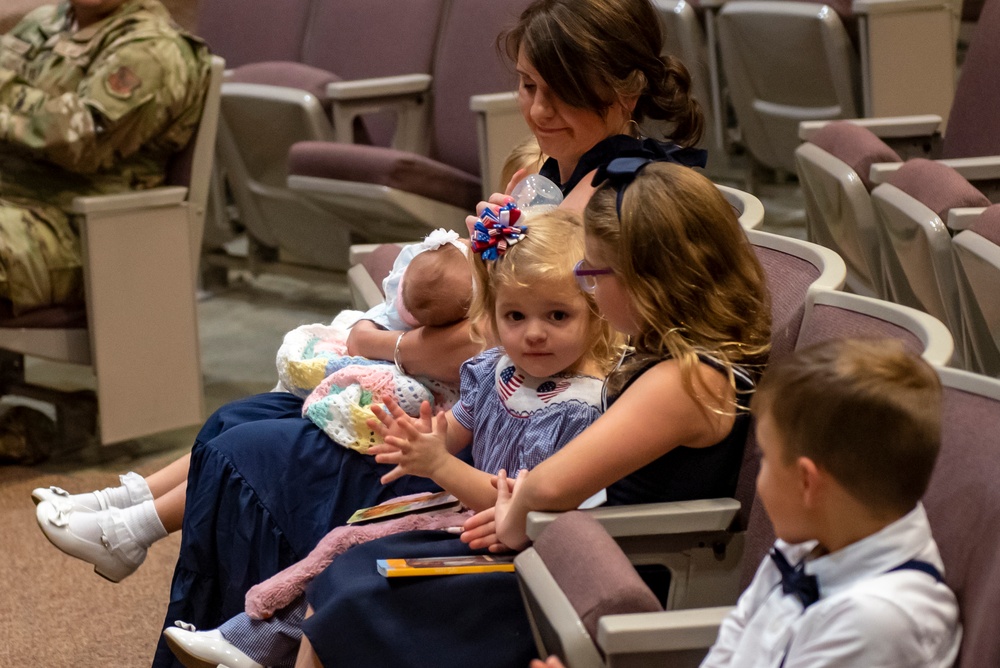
[789,0,1000,377]
[665,0,987,186]
[796,122,1000,378]
[197,0,534,277]
[197,0,989,283]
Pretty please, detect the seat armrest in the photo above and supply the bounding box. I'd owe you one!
[869,155,1000,186]
[469,91,519,114]
[852,0,954,14]
[326,74,432,101]
[799,115,942,142]
[598,606,732,655]
[70,186,188,215]
[948,207,988,232]
[327,74,433,154]
[525,498,741,541]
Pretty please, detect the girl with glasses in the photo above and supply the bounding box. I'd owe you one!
[294,162,770,668]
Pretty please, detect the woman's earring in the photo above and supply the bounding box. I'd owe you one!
[625,119,641,138]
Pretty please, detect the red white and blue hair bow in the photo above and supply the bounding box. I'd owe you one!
[471,202,528,261]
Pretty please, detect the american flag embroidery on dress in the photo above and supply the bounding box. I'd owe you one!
[536,380,571,403]
[498,365,524,401]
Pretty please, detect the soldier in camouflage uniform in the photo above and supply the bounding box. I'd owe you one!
[0,0,210,315]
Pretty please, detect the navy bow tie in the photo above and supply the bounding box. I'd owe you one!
[770,548,820,608]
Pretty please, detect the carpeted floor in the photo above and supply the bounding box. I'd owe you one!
[0,274,350,668]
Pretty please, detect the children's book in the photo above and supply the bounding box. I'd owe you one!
[377,554,516,577]
[347,491,461,525]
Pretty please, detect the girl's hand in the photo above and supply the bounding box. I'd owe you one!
[366,397,429,453]
[374,408,450,484]
[464,193,516,236]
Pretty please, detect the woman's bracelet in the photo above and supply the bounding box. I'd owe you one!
[393,331,408,375]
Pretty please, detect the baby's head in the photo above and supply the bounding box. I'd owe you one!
[468,208,621,377]
[752,339,942,545]
[397,243,473,328]
[500,136,547,191]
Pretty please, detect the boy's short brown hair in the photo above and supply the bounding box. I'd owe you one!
[752,339,942,515]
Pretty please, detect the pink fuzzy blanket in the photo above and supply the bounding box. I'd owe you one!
[244,507,474,619]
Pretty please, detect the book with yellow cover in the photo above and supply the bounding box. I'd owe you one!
[377,554,516,577]
[347,491,461,525]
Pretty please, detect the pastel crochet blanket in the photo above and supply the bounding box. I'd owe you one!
[275,311,457,453]
[245,500,474,619]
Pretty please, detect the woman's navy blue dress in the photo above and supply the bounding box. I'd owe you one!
[152,135,707,668]
[301,359,755,668]
[151,393,443,668]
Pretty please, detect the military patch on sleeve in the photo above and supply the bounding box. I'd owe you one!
[105,65,142,99]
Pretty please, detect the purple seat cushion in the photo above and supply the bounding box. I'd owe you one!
[360,244,403,296]
[533,511,662,641]
[796,303,925,355]
[288,141,481,212]
[923,382,1000,667]
[752,244,821,363]
[886,159,990,221]
[809,121,901,192]
[970,205,1000,246]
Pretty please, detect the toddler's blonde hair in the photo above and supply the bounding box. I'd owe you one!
[468,208,622,375]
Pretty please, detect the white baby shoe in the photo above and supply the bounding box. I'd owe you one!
[163,623,265,668]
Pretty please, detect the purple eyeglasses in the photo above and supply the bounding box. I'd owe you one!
[574,259,614,293]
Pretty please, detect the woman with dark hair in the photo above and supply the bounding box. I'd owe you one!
[288,1,769,667]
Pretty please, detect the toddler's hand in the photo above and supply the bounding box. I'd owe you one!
[367,398,432,454]
[374,408,450,484]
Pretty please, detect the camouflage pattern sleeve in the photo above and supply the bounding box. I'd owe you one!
[0,36,201,174]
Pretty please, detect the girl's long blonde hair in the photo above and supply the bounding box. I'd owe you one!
[468,208,623,375]
[584,162,771,406]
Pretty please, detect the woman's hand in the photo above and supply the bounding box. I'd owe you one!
[460,506,503,551]
[531,657,567,668]
[371,402,451,484]
[493,468,531,551]
[464,192,516,236]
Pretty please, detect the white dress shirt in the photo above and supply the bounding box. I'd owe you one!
[701,503,961,668]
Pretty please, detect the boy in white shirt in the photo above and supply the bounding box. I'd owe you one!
[533,338,962,668]
[701,338,961,667]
